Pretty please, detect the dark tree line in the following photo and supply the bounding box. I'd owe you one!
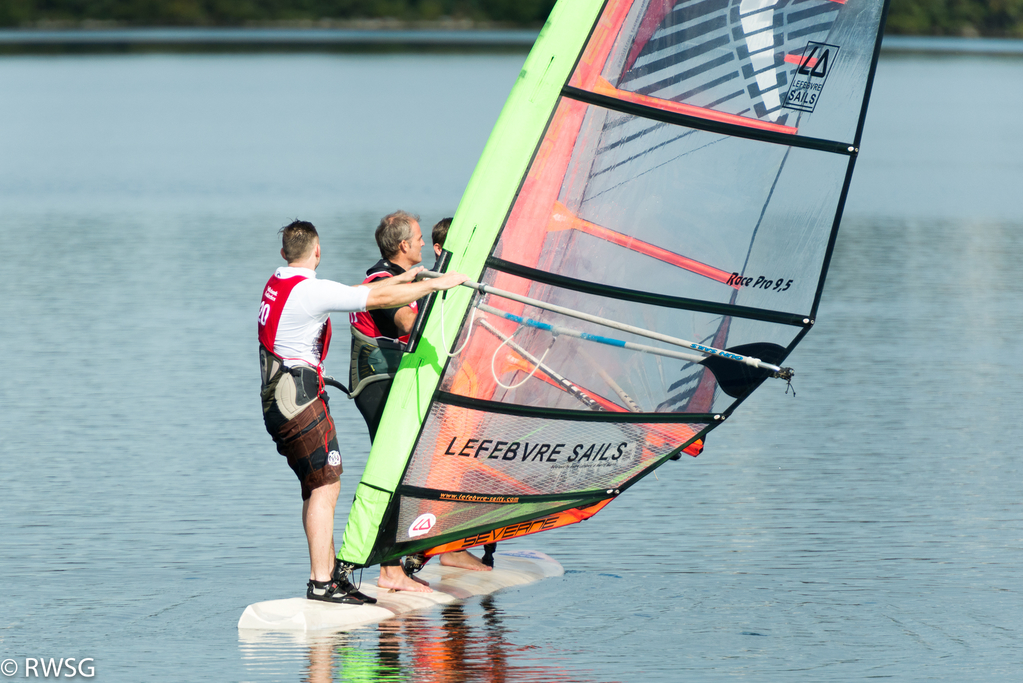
[886,0,1023,37]
[0,1,557,26]
[1,0,1020,36]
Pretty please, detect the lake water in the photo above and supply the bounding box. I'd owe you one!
[1,49,1022,682]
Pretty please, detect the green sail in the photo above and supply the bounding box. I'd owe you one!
[338,0,606,567]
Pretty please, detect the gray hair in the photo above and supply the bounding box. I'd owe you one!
[375,210,420,260]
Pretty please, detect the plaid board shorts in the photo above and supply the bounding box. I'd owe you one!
[264,395,343,501]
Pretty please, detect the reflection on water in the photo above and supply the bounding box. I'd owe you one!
[240,597,613,683]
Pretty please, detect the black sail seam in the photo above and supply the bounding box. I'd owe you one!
[357,481,393,496]
[437,392,719,423]
[562,85,856,155]
[398,485,614,505]
[486,257,811,327]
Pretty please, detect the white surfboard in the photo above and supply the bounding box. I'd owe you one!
[238,550,562,633]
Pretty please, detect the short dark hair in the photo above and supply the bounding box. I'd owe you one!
[375,211,419,260]
[432,217,452,248]
[279,220,318,262]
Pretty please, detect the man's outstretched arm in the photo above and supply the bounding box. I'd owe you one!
[365,271,467,311]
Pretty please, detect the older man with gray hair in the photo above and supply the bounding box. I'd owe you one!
[349,211,491,593]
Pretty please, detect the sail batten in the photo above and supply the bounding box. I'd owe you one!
[337,0,890,568]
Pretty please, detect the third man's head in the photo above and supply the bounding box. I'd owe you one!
[432,217,451,258]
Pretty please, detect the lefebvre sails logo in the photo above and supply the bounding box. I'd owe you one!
[784,41,840,113]
[441,436,636,470]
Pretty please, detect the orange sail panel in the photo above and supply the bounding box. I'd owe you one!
[423,500,616,558]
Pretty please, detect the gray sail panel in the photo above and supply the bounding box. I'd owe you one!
[576,0,883,142]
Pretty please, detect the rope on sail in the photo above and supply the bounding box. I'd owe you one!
[478,318,604,411]
[437,290,479,358]
[488,322,557,390]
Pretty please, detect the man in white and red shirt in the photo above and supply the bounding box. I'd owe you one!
[258,220,465,605]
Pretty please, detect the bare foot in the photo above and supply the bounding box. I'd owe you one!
[378,565,432,593]
[439,550,493,571]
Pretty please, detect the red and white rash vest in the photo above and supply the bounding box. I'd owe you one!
[258,267,369,369]
[259,272,331,366]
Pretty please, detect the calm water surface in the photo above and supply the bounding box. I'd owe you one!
[1,52,1021,682]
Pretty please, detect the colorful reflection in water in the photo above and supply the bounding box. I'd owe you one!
[241,596,615,683]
